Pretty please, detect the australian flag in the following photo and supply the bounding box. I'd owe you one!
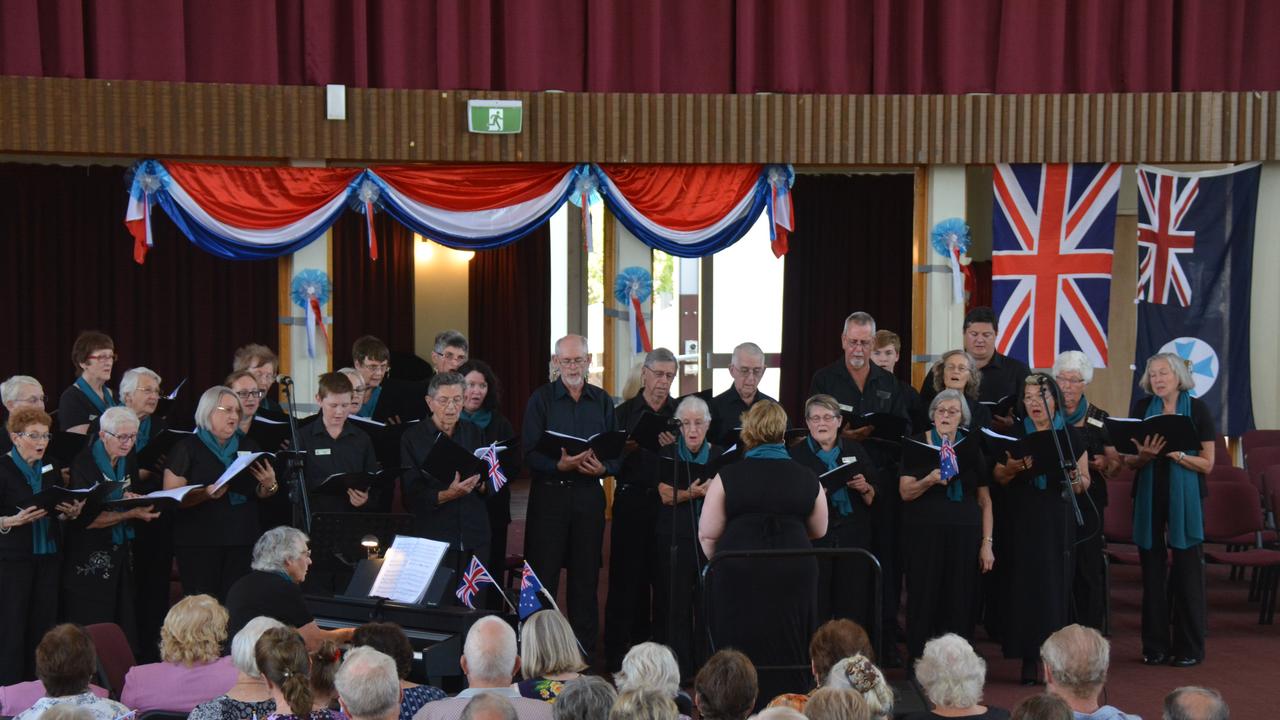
[518,561,546,620]
[939,438,959,483]
[454,556,497,609]
[1132,163,1260,436]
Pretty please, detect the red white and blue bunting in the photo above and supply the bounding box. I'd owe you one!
[125,160,796,263]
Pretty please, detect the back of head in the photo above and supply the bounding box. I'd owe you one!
[460,692,518,720]
[615,642,680,696]
[521,610,587,680]
[554,676,619,720]
[1040,624,1109,701]
[913,633,986,711]
[161,593,229,666]
[335,646,401,720]
[352,622,415,680]
[255,626,314,716]
[804,688,869,720]
[310,640,343,704]
[36,624,97,698]
[1164,686,1230,720]
[609,689,678,720]
[694,650,758,720]
[739,400,787,449]
[824,656,891,719]
[464,616,518,685]
[1010,693,1072,720]
[756,709,808,720]
[810,620,874,679]
[231,616,287,678]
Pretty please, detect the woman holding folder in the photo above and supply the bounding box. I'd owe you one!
[899,389,993,665]
[164,386,278,600]
[1123,352,1214,668]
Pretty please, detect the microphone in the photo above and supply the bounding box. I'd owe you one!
[275,375,294,385]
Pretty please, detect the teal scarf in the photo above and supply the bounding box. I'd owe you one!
[930,429,967,502]
[75,377,115,415]
[92,440,134,544]
[197,429,246,505]
[1063,397,1089,426]
[135,416,153,452]
[1022,414,1066,490]
[357,386,383,418]
[9,447,55,554]
[809,437,853,516]
[745,442,791,460]
[677,440,711,517]
[1133,392,1204,550]
[461,409,492,430]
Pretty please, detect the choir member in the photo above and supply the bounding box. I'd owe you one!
[707,342,774,445]
[1,375,46,454]
[233,344,283,415]
[118,367,168,459]
[457,359,521,591]
[930,350,991,432]
[920,307,1030,431]
[522,334,620,656]
[1123,352,1214,668]
[164,386,279,600]
[871,330,922,431]
[899,389,993,663]
[352,335,423,422]
[338,367,368,417]
[58,331,117,434]
[430,330,469,375]
[298,372,377,514]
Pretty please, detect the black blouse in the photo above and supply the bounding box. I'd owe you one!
[166,434,265,548]
[297,419,379,514]
[0,453,64,556]
[900,432,988,527]
[399,418,488,551]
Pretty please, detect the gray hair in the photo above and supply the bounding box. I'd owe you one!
[609,689,678,720]
[931,350,981,400]
[460,692,517,720]
[753,709,807,720]
[1,375,42,405]
[929,388,972,427]
[555,334,590,357]
[615,642,681,696]
[1052,351,1094,385]
[824,655,893,719]
[1138,352,1196,394]
[463,616,518,684]
[338,367,367,392]
[1040,624,1110,700]
[644,347,678,368]
[913,634,986,710]
[99,406,140,435]
[1164,686,1229,720]
[335,647,401,720]
[554,676,619,720]
[843,311,877,334]
[434,330,469,354]
[251,526,309,573]
[194,385,241,432]
[730,342,764,367]
[119,367,162,402]
[675,396,711,425]
[231,616,286,677]
[428,371,465,397]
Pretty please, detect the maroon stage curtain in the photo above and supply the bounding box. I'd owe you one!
[778,174,915,418]
[2,0,1277,94]
[0,163,278,422]
[330,211,416,366]
[467,225,551,430]
[967,260,993,315]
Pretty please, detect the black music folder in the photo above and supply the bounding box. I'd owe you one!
[24,480,117,513]
[422,435,488,482]
[630,411,678,453]
[100,485,198,511]
[316,468,406,495]
[816,458,873,494]
[980,427,1080,478]
[839,408,909,444]
[137,428,194,471]
[535,429,629,461]
[900,435,978,479]
[656,446,743,485]
[1104,415,1202,455]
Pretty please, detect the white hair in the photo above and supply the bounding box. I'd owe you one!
[1,375,42,405]
[99,406,140,435]
[554,334,590,357]
[1138,352,1196,395]
[730,342,764,367]
[231,616,286,677]
[461,693,518,720]
[1052,351,1094,384]
[251,526,309,573]
[930,388,972,427]
[554,677,619,720]
[675,395,711,425]
[913,634,986,710]
[1164,686,1229,720]
[752,709,807,720]
[1040,624,1110,700]
[194,385,241,432]
[842,311,877,334]
[335,647,401,720]
[825,655,893,719]
[463,616,518,684]
[119,367,162,401]
[614,642,680,696]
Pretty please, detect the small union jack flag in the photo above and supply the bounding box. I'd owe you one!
[519,561,546,619]
[454,556,497,609]
[482,443,508,493]
[939,438,959,484]
[1136,169,1199,306]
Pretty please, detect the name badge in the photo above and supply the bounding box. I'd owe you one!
[842,456,858,465]
[315,448,332,456]
[1087,417,1105,428]
[839,403,855,413]
[237,451,252,457]
[41,464,54,474]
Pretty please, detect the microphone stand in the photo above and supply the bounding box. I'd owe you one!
[664,421,683,654]
[1041,383,1084,623]
[279,378,313,534]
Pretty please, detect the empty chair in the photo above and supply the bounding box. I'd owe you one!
[83,624,135,700]
[1243,430,1280,458]
[1202,482,1280,624]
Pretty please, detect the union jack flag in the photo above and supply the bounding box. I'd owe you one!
[481,443,508,493]
[939,437,959,484]
[992,163,1122,369]
[1136,169,1199,306]
[454,555,496,609]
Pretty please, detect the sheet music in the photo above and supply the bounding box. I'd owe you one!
[252,415,287,425]
[472,444,508,458]
[139,486,198,502]
[207,452,271,493]
[369,535,449,604]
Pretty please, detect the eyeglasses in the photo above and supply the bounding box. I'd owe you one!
[733,367,765,377]
[843,339,874,348]
[360,362,390,374]
[681,419,709,428]
[87,352,117,363]
[934,407,963,417]
[234,390,265,400]
[1055,376,1086,386]
[214,405,242,416]
[643,367,676,381]
[435,350,467,362]
[15,431,53,441]
[807,413,841,423]
[15,394,46,405]
[432,396,465,408]
[943,364,970,373]
[104,430,138,444]
[559,357,589,367]
[133,387,160,397]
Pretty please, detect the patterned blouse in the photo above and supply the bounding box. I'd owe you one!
[14,692,131,720]
[188,695,276,720]
[516,677,570,703]
[399,684,447,720]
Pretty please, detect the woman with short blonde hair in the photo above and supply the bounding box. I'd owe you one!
[517,610,586,702]
[121,594,238,713]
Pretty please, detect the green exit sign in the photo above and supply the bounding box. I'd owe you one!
[467,100,524,134]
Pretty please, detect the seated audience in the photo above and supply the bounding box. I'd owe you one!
[1163,687,1228,720]
[335,647,402,720]
[906,634,1007,720]
[121,594,237,712]
[769,620,874,712]
[0,682,108,717]
[824,656,891,720]
[414,616,552,720]
[255,626,341,720]
[610,689,678,720]
[517,610,586,702]
[552,677,617,720]
[694,650,758,720]
[802,688,869,720]
[614,643,692,717]
[189,616,284,720]
[462,693,519,720]
[1010,694,1072,720]
[38,706,94,720]
[1040,625,1138,720]
[352,622,446,720]
[14,625,131,720]
[310,640,343,712]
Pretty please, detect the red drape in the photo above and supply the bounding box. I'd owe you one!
[330,211,417,366]
[779,173,916,418]
[373,164,576,211]
[163,163,360,228]
[597,164,763,230]
[0,163,278,423]
[467,225,552,429]
[2,1,1276,93]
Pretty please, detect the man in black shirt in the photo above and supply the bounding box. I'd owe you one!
[708,342,774,445]
[352,335,427,424]
[604,347,678,670]
[919,306,1032,431]
[522,335,621,656]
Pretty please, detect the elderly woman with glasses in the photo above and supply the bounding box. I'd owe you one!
[59,331,118,435]
[929,350,990,432]
[899,389,993,665]
[165,386,279,600]
[1,375,47,454]
[0,408,84,684]
[233,344,283,416]
[226,371,287,448]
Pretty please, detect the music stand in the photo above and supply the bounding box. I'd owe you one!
[341,557,457,608]
[309,512,412,581]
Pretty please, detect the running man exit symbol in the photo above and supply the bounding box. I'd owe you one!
[467,100,523,134]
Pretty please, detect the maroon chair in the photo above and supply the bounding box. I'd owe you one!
[1263,466,1280,529]
[1202,482,1280,624]
[83,623,135,700]
[1243,430,1280,458]
[1247,446,1280,495]
[1214,435,1232,465]
[1103,478,1139,564]
[1207,466,1248,483]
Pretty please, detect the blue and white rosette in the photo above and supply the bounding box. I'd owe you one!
[931,218,971,304]
[290,269,332,358]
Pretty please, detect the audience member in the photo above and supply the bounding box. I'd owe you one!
[352,622,446,720]
[0,682,108,717]
[517,610,586,702]
[254,626,340,720]
[802,688,869,720]
[769,619,874,712]
[756,709,808,720]
[614,643,692,716]
[414,616,551,720]
[13,625,131,720]
[461,693,518,720]
[335,647,402,720]
[552,677,618,720]
[36,706,94,720]
[824,656,891,720]
[1163,687,1228,720]
[694,650,758,720]
[309,641,343,712]
[190,616,283,720]
[1040,625,1138,720]
[121,594,237,712]
[610,689,679,720]
[906,634,1007,719]
[1010,694,1073,720]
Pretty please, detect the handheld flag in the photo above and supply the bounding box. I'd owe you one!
[482,443,508,493]
[939,437,959,484]
[454,556,497,609]
[519,561,546,620]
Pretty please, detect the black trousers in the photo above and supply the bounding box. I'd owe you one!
[1138,486,1207,660]
[175,545,253,602]
[524,479,606,656]
[871,485,903,639]
[815,520,875,639]
[0,553,60,684]
[604,485,658,668]
[652,532,705,679]
[133,515,174,663]
[903,522,979,661]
